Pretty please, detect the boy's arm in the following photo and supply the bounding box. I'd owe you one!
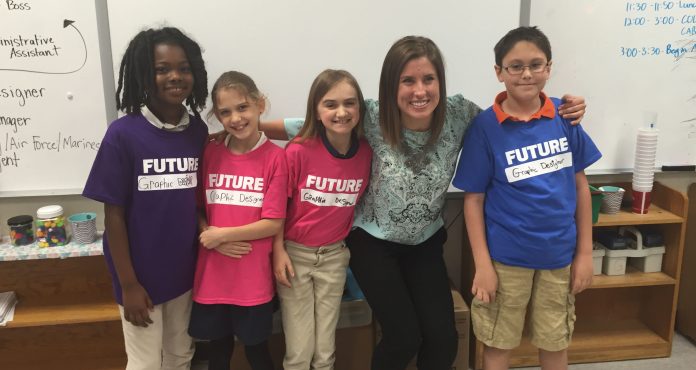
[104,203,153,327]
[571,171,594,294]
[272,224,295,288]
[463,192,498,303]
[200,219,284,248]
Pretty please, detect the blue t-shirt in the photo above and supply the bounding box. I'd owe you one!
[83,113,208,305]
[452,97,601,269]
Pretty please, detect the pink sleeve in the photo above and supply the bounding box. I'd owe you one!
[285,147,298,199]
[261,151,288,219]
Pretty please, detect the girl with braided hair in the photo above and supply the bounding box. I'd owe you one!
[83,27,213,370]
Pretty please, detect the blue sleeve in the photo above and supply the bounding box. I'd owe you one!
[568,122,602,172]
[452,117,494,192]
[284,118,304,140]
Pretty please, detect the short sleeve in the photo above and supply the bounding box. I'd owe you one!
[285,144,299,198]
[452,118,494,193]
[568,123,602,172]
[261,152,288,219]
[82,132,132,206]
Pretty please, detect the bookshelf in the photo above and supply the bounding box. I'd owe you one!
[0,242,126,370]
[461,182,688,368]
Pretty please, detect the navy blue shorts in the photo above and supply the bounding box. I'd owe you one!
[188,300,274,345]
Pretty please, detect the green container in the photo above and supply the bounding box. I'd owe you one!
[589,185,603,223]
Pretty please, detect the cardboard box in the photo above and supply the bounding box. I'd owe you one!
[375,286,470,369]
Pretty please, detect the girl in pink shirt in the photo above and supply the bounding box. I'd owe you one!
[273,70,372,370]
[189,71,287,370]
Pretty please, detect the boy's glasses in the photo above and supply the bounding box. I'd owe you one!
[502,62,549,75]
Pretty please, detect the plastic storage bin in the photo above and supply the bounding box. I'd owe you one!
[598,226,666,275]
[35,205,68,247]
[7,215,34,246]
[592,242,605,275]
[622,226,665,273]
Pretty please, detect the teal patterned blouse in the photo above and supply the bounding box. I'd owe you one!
[285,94,481,245]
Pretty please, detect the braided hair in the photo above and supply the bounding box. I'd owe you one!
[115,27,208,118]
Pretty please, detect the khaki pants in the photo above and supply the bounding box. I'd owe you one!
[119,289,194,370]
[277,240,350,370]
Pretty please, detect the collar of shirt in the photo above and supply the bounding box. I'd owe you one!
[320,129,360,159]
[492,91,555,124]
[141,105,191,132]
[224,131,268,152]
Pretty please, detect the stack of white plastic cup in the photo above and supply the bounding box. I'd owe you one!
[632,127,658,213]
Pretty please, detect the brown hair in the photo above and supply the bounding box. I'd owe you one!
[378,36,447,150]
[207,71,266,121]
[296,69,366,141]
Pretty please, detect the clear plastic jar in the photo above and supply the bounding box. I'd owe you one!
[7,215,35,246]
[35,205,68,247]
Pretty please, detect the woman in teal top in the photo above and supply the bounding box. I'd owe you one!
[267,36,586,370]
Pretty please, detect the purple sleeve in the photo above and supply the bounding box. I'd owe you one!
[82,130,132,206]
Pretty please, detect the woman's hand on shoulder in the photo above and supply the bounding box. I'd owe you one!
[558,94,587,125]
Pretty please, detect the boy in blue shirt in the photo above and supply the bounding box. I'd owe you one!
[452,26,601,370]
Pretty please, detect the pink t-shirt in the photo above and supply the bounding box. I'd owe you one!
[193,139,287,306]
[284,136,372,247]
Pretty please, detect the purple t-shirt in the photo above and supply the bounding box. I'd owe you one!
[83,113,208,305]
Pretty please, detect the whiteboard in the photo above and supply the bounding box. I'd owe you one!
[531,0,696,173]
[0,0,112,196]
[107,0,519,130]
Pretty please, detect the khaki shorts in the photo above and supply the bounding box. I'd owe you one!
[471,261,576,351]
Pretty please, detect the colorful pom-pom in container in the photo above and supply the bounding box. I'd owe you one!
[7,215,35,246]
[35,205,68,247]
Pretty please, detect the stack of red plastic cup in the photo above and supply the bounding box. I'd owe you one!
[632,127,658,214]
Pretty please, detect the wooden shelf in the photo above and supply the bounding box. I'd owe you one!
[595,204,683,226]
[464,182,687,369]
[509,319,670,367]
[3,294,120,328]
[589,269,675,289]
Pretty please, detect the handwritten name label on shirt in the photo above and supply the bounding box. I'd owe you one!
[505,152,573,183]
[301,189,358,207]
[206,189,264,207]
[138,172,197,191]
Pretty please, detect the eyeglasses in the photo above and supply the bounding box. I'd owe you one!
[502,62,549,75]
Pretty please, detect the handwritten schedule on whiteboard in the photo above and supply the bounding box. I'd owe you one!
[0,0,109,196]
[531,0,696,172]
